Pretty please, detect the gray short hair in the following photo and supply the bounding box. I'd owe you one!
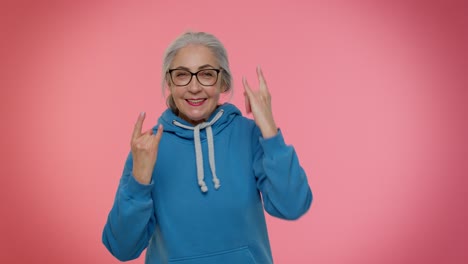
[161,31,233,113]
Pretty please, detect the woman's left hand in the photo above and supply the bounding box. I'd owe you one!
[243,66,278,138]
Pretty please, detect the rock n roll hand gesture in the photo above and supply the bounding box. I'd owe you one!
[131,112,163,184]
[243,66,278,138]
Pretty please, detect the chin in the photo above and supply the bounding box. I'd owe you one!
[179,112,206,125]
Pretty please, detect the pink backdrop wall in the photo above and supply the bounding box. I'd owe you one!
[1,1,467,263]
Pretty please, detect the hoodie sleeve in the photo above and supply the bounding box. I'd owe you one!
[253,128,313,220]
[102,152,157,261]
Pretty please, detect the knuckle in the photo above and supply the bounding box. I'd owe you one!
[134,141,147,150]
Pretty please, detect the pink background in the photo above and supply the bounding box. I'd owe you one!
[1,1,467,263]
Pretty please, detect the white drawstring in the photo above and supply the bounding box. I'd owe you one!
[172,110,224,192]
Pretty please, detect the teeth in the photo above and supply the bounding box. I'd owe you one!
[188,99,204,103]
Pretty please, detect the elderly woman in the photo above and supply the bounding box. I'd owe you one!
[102,31,312,264]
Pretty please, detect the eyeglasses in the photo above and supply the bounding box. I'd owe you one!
[168,68,222,86]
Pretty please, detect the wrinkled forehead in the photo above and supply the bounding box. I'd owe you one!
[170,44,219,70]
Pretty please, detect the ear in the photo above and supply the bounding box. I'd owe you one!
[166,79,174,93]
[220,82,228,93]
[165,72,174,88]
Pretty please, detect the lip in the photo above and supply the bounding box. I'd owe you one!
[186,98,206,106]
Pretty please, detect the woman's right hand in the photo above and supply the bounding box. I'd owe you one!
[131,112,163,184]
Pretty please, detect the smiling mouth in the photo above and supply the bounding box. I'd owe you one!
[186,99,206,106]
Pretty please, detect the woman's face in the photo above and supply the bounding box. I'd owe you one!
[169,44,225,125]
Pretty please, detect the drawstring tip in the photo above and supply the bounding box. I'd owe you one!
[213,178,221,189]
[199,180,208,192]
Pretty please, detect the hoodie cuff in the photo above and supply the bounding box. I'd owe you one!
[124,173,154,200]
[259,129,287,154]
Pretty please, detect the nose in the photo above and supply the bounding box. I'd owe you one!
[186,76,203,93]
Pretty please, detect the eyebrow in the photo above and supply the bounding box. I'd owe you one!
[173,64,217,70]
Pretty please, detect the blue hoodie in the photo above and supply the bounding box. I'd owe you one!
[102,103,312,264]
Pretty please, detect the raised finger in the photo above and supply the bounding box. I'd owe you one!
[256,66,268,91]
[243,77,255,107]
[151,124,164,150]
[244,90,251,114]
[242,76,254,98]
[132,112,145,142]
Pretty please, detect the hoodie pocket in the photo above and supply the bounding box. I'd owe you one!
[169,246,256,264]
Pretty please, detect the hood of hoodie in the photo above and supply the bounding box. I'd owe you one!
[155,103,242,140]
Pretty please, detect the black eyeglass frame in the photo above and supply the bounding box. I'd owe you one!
[167,68,222,87]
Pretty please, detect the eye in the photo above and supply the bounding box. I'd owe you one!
[175,71,189,78]
[199,70,215,78]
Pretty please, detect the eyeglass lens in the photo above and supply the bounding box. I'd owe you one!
[171,69,219,86]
